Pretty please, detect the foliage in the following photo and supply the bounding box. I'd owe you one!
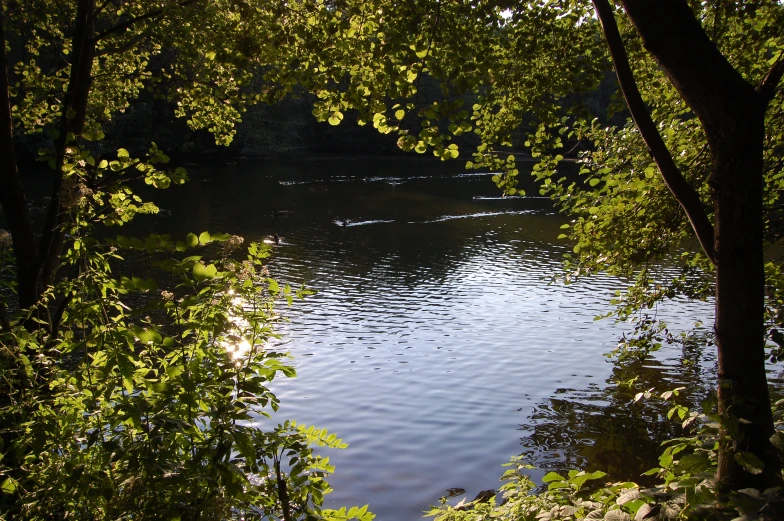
[3,0,784,515]
[293,0,783,346]
[0,228,370,520]
[1,1,383,518]
[8,0,314,147]
[426,390,784,521]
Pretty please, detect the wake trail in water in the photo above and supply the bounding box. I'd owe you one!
[413,210,535,224]
[335,219,396,227]
[332,210,538,227]
[280,171,499,186]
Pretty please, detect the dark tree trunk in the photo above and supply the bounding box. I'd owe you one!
[0,2,38,310]
[2,0,97,314]
[712,105,778,490]
[613,0,781,489]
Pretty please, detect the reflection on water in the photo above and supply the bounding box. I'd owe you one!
[143,156,716,521]
[521,337,718,484]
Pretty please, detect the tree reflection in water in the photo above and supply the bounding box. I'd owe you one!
[519,334,720,485]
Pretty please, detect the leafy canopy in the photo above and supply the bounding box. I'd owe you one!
[290,0,784,355]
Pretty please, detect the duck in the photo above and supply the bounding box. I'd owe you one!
[263,233,281,245]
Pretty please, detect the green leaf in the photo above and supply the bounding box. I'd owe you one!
[117,148,129,158]
[542,472,565,483]
[185,233,199,248]
[117,353,135,393]
[658,453,673,467]
[770,431,784,453]
[734,451,764,475]
[616,489,641,505]
[133,326,162,345]
[198,231,211,245]
[634,503,656,520]
[1,477,17,494]
[193,262,218,281]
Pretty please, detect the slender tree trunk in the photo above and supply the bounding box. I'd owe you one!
[36,0,96,294]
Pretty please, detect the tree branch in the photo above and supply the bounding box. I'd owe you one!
[620,0,760,147]
[93,0,201,43]
[49,290,75,341]
[93,0,116,20]
[759,54,784,106]
[592,0,717,266]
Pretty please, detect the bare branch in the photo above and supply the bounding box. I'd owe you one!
[592,0,717,266]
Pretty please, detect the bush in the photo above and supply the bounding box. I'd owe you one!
[0,229,371,520]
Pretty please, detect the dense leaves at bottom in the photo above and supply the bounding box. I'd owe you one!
[0,233,371,520]
[427,392,784,521]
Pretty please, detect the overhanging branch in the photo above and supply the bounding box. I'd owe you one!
[592,0,717,266]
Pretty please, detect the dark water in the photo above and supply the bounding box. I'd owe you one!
[136,157,719,519]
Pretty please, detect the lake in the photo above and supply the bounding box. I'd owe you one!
[146,156,716,520]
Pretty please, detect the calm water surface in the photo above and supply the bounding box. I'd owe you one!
[149,156,718,520]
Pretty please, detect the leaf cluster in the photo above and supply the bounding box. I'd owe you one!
[0,228,369,520]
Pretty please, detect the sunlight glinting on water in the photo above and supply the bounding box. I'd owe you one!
[218,289,259,361]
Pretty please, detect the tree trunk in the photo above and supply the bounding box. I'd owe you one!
[713,106,779,490]
[1,0,97,314]
[0,1,38,310]
[36,0,96,295]
[615,0,781,489]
